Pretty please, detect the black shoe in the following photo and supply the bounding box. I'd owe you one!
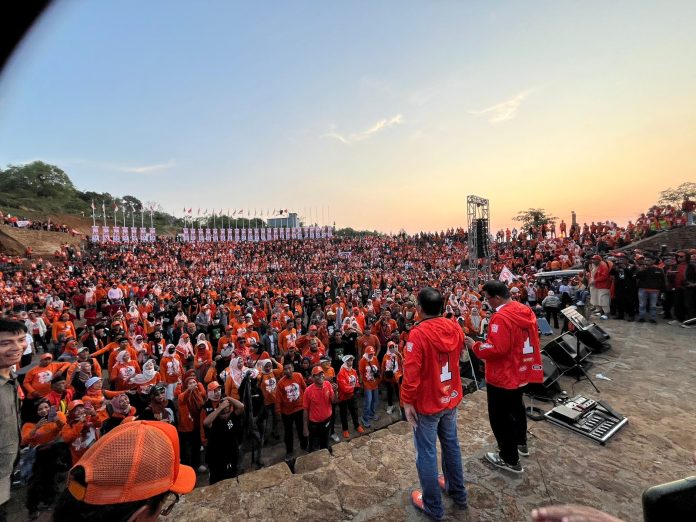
[485,452,523,473]
[649,319,657,324]
[638,318,645,323]
[627,317,635,322]
[517,444,529,457]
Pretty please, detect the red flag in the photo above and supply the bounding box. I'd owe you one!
[188,208,192,214]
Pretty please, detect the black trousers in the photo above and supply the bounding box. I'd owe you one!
[179,430,201,470]
[339,396,359,431]
[27,445,58,511]
[486,383,526,466]
[206,444,238,485]
[281,410,307,454]
[308,416,331,452]
[544,307,560,328]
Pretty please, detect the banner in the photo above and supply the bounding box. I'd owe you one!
[197,228,204,242]
[234,228,240,242]
[253,228,259,242]
[148,227,156,242]
[131,227,139,242]
[212,228,219,242]
[112,226,121,242]
[140,227,147,242]
[90,226,100,242]
[16,220,32,228]
[102,226,110,242]
[183,228,189,242]
[205,228,212,242]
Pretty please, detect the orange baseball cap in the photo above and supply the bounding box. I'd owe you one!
[67,420,195,505]
[311,366,324,375]
[365,346,376,355]
[207,381,221,391]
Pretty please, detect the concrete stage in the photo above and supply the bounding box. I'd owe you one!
[172,319,696,522]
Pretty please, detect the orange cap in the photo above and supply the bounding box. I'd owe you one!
[311,366,324,375]
[365,346,376,355]
[207,381,221,391]
[67,420,195,505]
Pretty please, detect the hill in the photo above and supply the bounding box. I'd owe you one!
[0,225,84,257]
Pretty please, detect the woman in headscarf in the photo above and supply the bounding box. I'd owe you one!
[101,393,136,434]
[109,350,140,391]
[194,334,214,381]
[223,356,245,401]
[131,334,149,365]
[159,344,183,400]
[178,373,206,472]
[129,358,161,389]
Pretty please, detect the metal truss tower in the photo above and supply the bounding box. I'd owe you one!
[467,195,492,287]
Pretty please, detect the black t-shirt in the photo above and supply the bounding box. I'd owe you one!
[140,400,177,425]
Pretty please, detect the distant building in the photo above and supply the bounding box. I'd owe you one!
[267,212,298,228]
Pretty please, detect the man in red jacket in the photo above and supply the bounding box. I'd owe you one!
[466,281,543,474]
[589,254,612,320]
[402,287,468,520]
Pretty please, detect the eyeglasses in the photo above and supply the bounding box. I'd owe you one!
[160,492,180,516]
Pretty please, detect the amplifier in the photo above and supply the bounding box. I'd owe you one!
[545,394,628,445]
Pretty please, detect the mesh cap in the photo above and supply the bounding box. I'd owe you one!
[67,420,195,505]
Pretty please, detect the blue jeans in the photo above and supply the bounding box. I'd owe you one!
[638,288,658,320]
[413,407,468,519]
[362,388,378,422]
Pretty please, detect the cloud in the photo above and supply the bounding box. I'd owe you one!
[114,160,176,173]
[470,90,530,123]
[323,114,404,144]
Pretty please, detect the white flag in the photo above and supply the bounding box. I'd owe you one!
[498,266,516,283]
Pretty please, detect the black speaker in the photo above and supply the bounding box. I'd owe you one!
[575,324,611,352]
[524,352,561,396]
[475,218,489,258]
[544,333,591,369]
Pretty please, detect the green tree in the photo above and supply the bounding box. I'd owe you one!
[1,161,75,197]
[513,208,557,232]
[122,195,143,211]
[659,182,696,205]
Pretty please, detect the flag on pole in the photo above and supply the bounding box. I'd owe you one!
[114,202,119,212]
[91,200,96,211]
[188,208,192,214]
[197,208,201,216]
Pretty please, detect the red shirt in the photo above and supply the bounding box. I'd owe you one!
[275,373,307,415]
[302,380,334,422]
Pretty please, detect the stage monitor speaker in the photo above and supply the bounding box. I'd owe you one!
[544,333,591,369]
[475,218,489,258]
[574,324,611,352]
[524,352,561,395]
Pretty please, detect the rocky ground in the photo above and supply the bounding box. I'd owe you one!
[9,316,695,521]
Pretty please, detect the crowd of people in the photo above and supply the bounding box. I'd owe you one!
[0,203,694,520]
[0,210,77,235]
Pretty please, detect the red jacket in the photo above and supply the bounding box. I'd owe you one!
[472,301,543,389]
[593,261,612,289]
[336,366,359,401]
[401,316,464,415]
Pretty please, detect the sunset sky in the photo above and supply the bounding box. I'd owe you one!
[1,1,694,233]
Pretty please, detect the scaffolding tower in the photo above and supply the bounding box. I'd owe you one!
[467,195,492,287]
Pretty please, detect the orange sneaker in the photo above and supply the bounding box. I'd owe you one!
[357,425,365,433]
[410,490,425,512]
[342,431,350,439]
